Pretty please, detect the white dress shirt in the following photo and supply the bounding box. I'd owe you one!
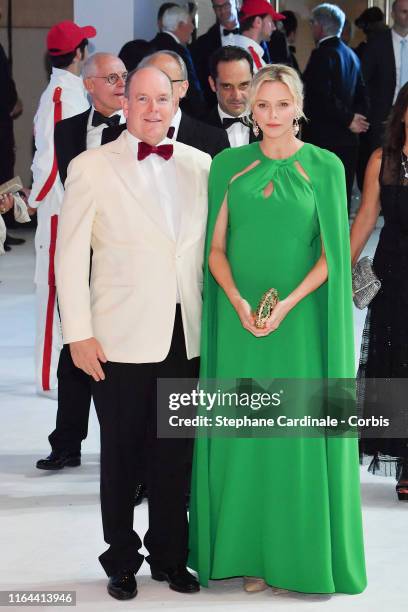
[163,30,182,45]
[170,107,182,140]
[218,105,250,148]
[86,107,125,150]
[220,24,237,46]
[318,35,338,45]
[126,130,182,300]
[392,28,408,102]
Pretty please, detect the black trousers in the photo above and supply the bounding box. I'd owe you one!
[324,144,359,211]
[91,306,199,576]
[48,345,92,453]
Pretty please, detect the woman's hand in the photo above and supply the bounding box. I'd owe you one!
[234,297,263,336]
[253,298,293,337]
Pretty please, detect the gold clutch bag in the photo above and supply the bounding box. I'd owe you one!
[254,288,279,328]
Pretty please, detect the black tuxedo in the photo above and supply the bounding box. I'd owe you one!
[303,36,369,205]
[190,23,222,107]
[55,108,121,185]
[202,105,260,146]
[150,32,205,117]
[108,110,229,158]
[361,29,396,152]
[49,108,123,456]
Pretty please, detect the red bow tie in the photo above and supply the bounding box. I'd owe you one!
[137,141,174,161]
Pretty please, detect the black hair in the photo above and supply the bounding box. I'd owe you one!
[209,45,254,80]
[281,10,298,37]
[158,2,178,20]
[239,13,268,33]
[49,38,88,69]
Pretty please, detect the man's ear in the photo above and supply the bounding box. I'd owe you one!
[83,77,93,95]
[208,75,217,93]
[122,95,129,118]
[179,80,189,100]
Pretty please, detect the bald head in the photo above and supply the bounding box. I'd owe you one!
[83,53,127,115]
[122,66,174,146]
[83,52,125,78]
[392,0,408,34]
[137,52,189,109]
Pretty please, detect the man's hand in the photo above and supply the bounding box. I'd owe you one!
[349,113,369,134]
[0,193,14,214]
[70,338,107,381]
[10,98,23,119]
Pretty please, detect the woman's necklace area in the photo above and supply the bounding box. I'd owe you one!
[402,150,408,179]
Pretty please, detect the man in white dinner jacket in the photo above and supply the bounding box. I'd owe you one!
[55,66,210,600]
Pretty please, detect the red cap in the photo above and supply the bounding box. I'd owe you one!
[239,0,286,22]
[47,20,96,56]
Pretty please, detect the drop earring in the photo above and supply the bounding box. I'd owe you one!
[293,117,300,136]
[252,118,260,137]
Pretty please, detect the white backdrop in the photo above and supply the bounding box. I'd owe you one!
[73,0,219,55]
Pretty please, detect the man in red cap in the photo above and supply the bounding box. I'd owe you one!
[233,0,285,72]
[28,20,96,399]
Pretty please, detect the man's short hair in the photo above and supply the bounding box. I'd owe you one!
[158,2,178,21]
[124,66,173,98]
[239,13,268,33]
[312,3,346,37]
[138,50,188,81]
[162,6,190,32]
[49,38,88,69]
[209,45,254,81]
[281,10,298,37]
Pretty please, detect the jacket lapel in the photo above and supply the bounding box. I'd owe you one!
[173,144,200,248]
[105,131,173,241]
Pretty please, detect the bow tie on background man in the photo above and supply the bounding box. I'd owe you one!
[137,141,174,161]
[223,27,239,36]
[92,110,121,128]
[222,116,249,129]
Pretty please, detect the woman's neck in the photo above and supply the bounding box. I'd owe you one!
[260,133,302,159]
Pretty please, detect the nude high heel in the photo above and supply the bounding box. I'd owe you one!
[243,577,268,593]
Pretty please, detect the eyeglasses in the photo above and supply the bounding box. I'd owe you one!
[212,1,231,10]
[171,79,185,83]
[91,72,128,85]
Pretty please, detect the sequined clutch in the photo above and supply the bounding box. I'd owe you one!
[254,288,279,328]
[352,257,381,309]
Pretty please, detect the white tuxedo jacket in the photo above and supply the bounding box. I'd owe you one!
[55,131,211,363]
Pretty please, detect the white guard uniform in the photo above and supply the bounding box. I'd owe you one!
[232,34,266,73]
[29,67,89,396]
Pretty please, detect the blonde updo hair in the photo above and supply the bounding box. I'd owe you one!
[250,64,306,120]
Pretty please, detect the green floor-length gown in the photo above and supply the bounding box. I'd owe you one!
[188,142,367,594]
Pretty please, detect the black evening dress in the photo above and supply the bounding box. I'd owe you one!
[358,152,408,478]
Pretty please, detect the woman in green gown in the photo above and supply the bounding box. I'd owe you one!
[188,65,367,594]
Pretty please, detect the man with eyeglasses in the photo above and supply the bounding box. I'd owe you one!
[36,53,127,472]
[55,65,211,600]
[190,0,240,106]
[28,20,96,400]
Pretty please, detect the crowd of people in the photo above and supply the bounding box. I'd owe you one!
[1,0,408,601]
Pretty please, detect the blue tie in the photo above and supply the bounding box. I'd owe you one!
[400,38,408,89]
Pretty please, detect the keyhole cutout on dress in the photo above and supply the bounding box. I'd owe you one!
[262,181,274,198]
[294,161,311,183]
[229,159,262,186]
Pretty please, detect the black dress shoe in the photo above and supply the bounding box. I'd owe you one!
[134,483,148,506]
[6,235,25,245]
[36,450,81,470]
[151,565,200,593]
[4,242,11,251]
[108,571,137,600]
